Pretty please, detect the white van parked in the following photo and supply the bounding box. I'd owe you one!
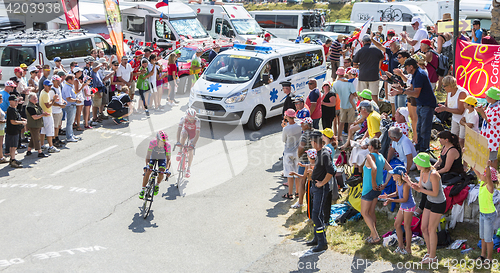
[189,3,265,43]
[249,10,325,41]
[188,43,327,130]
[351,3,434,27]
[0,30,115,85]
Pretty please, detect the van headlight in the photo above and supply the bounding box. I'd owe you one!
[225,89,248,104]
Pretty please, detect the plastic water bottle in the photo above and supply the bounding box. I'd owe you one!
[461,248,473,254]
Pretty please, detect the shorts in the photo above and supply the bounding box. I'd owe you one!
[450,120,465,139]
[361,189,381,201]
[149,82,157,93]
[5,134,19,149]
[339,108,356,123]
[0,129,4,137]
[128,84,136,98]
[490,150,499,161]
[180,128,196,141]
[40,115,54,137]
[92,92,103,108]
[335,109,340,117]
[84,99,92,107]
[283,153,298,178]
[408,96,417,107]
[107,108,128,118]
[149,159,166,170]
[425,200,447,214]
[479,211,497,242]
[358,81,380,97]
[53,112,63,128]
[387,83,395,103]
[400,206,416,213]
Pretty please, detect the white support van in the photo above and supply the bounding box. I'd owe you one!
[350,3,434,27]
[189,3,265,43]
[249,10,325,41]
[0,31,115,84]
[188,43,327,130]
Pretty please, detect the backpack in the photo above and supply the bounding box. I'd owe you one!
[429,49,450,77]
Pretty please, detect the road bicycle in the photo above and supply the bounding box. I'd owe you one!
[141,162,158,219]
[378,6,402,22]
[173,144,195,189]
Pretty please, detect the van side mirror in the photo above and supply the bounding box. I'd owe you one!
[228,29,235,38]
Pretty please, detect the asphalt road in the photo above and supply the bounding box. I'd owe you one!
[0,89,424,272]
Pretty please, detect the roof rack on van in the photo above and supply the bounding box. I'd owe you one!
[233,44,274,53]
[1,29,89,43]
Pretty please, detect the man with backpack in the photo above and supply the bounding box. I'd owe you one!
[419,39,439,90]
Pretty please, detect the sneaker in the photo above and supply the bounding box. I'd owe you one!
[0,157,8,164]
[113,118,122,125]
[291,201,303,209]
[74,136,82,140]
[26,150,32,156]
[38,152,49,158]
[185,169,191,178]
[173,99,180,104]
[154,185,159,195]
[176,152,181,161]
[48,146,60,153]
[18,144,27,149]
[145,109,150,116]
[14,159,22,165]
[41,144,49,150]
[139,190,145,199]
[10,160,21,168]
[66,138,78,142]
[21,138,29,143]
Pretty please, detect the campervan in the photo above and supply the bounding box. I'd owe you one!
[0,31,115,84]
[188,43,327,130]
[249,10,325,41]
[189,3,264,43]
[350,3,434,27]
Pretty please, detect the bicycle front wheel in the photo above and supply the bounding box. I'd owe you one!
[142,182,155,219]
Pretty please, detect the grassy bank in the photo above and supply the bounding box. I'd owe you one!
[244,3,353,22]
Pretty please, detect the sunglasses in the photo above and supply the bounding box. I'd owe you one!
[113,64,119,66]
[308,82,314,85]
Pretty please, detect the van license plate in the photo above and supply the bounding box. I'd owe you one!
[198,109,214,116]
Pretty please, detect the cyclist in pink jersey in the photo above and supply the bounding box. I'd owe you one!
[175,108,200,178]
[140,130,171,199]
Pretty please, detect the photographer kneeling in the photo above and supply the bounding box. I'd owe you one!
[107,86,132,125]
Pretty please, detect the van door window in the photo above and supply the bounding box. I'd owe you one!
[94,37,111,54]
[0,46,36,67]
[253,58,280,89]
[45,43,73,60]
[198,14,213,31]
[125,16,145,34]
[155,20,175,40]
[71,39,93,58]
[334,25,347,33]
[283,50,323,77]
[215,18,234,37]
[276,15,298,29]
[254,15,276,28]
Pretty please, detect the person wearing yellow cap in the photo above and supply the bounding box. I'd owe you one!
[304,37,311,44]
[459,95,480,133]
[320,128,344,195]
[477,87,500,169]
[406,152,446,264]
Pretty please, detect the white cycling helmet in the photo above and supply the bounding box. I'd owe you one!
[186,108,197,118]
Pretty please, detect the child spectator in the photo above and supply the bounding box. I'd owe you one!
[289,148,317,209]
[477,87,500,169]
[459,95,480,133]
[394,107,410,137]
[381,166,415,255]
[136,59,154,115]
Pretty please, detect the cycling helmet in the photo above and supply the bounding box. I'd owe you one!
[156,130,168,142]
[186,108,197,118]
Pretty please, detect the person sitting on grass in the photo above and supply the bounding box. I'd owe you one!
[472,163,498,265]
[289,148,317,209]
[380,166,415,255]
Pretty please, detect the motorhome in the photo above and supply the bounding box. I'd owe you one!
[350,3,434,27]
[189,3,265,43]
[249,10,325,41]
[188,43,327,130]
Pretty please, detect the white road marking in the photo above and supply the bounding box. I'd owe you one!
[0,199,5,204]
[51,145,118,176]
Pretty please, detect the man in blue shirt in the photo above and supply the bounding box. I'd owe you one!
[472,20,483,44]
[61,76,82,142]
[392,58,437,152]
[0,81,16,112]
[293,95,310,119]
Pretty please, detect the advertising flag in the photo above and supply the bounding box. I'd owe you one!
[103,0,124,58]
[61,0,80,30]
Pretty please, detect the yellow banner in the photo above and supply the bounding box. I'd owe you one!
[463,126,489,174]
[437,20,471,33]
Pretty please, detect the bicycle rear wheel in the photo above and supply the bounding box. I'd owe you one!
[142,180,155,219]
[176,153,185,188]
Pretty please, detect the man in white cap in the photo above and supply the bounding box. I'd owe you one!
[400,17,428,53]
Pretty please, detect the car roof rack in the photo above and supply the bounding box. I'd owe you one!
[1,29,90,43]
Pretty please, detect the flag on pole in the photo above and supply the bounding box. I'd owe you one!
[159,12,164,23]
[61,0,80,30]
[155,0,168,8]
[103,0,124,58]
[349,17,373,53]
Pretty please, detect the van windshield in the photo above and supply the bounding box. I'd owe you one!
[204,54,262,84]
[177,47,196,63]
[0,46,36,67]
[231,19,264,35]
[170,18,210,39]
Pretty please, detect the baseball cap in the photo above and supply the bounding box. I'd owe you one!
[358,100,372,109]
[121,55,129,60]
[411,17,422,25]
[20,63,27,69]
[85,56,96,63]
[72,67,83,74]
[357,89,372,100]
[265,33,271,38]
[486,87,500,100]
[14,67,23,74]
[134,50,144,56]
[306,149,317,159]
[389,165,407,175]
[421,39,432,47]
[298,117,313,125]
[320,128,334,138]
[404,58,418,67]
[8,95,17,101]
[413,153,431,168]
[173,49,181,55]
[293,95,304,103]
[387,29,396,35]
[53,57,62,62]
[51,75,62,81]
[43,79,53,86]
[98,58,107,64]
[280,81,292,87]
[5,80,17,87]
[397,107,409,122]
[196,47,204,53]
[284,109,296,118]
[460,95,478,106]
[28,66,38,73]
[336,67,345,75]
[56,70,66,77]
[304,37,311,43]
[214,43,220,48]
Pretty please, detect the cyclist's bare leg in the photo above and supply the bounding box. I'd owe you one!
[143,169,152,188]
[157,168,165,184]
[187,149,194,169]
